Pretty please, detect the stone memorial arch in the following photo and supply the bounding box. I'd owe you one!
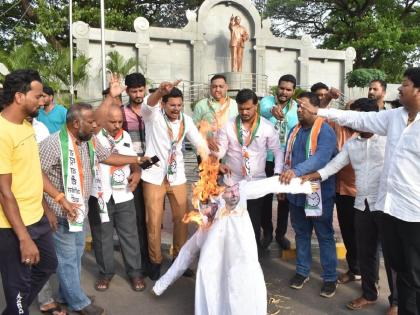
[73,0,356,113]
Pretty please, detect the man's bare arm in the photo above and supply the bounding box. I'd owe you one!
[0,174,39,264]
[42,172,77,220]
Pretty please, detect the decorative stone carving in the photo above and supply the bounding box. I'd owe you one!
[186,10,197,22]
[73,21,89,39]
[134,17,149,32]
[345,47,357,60]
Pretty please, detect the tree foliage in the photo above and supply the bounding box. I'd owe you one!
[265,0,420,82]
[106,51,137,78]
[0,0,204,52]
[0,42,90,93]
[346,68,386,88]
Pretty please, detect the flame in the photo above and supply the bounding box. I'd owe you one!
[182,210,204,225]
[183,101,229,225]
[192,155,224,209]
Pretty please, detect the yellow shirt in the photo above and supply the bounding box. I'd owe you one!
[0,115,44,228]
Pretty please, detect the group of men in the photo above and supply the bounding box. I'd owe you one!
[0,65,419,315]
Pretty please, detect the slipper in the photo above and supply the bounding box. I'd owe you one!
[95,278,111,291]
[41,305,67,315]
[346,297,376,310]
[131,276,146,292]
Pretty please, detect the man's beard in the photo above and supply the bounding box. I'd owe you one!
[78,131,93,142]
[131,97,143,105]
[277,93,290,103]
[28,110,39,118]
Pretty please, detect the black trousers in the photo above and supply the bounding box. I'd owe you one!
[381,213,420,315]
[261,161,289,238]
[132,181,151,273]
[354,205,380,301]
[261,161,274,237]
[336,193,360,275]
[248,196,266,248]
[0,216,57,315]
[89,197,142,279]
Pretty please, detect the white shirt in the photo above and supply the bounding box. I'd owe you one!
[318,135,386,211]
[96,130,136,204]
[318,107,420,222]
[141,97,209,186]
[216,116,284,183]
[33,118,50,143]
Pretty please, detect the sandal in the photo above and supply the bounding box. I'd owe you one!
[346,297,376,310]
[40,303,67,315]
[131,276,146,292]
[95,278,111,291]
[338,271,361,284]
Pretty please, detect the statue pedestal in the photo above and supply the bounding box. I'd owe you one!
[222,72,253,91]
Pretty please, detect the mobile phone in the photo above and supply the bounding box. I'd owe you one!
[140,155,160,169]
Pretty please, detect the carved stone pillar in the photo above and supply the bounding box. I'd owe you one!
[134,17,152,76]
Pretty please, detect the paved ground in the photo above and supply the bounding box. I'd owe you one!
[3,245,390,315]
[0,150,392,314]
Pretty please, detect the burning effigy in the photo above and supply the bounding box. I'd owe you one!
[182,116,227,226]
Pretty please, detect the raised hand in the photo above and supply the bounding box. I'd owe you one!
[158,80,182,96]
[109,73,126,98]
[328,87,341,100]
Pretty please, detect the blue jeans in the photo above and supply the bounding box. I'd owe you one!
[53,218,90,311]
[289,199,337,282]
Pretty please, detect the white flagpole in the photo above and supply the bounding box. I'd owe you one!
[69,0,74,105]
[100,0,106,90]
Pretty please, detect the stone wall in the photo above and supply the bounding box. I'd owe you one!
[73,0,356,113]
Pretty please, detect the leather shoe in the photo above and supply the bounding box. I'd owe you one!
[78,303,104,315]
[276,235,291,250]
[260,234,273,250]
[148,263,161,281]
[183,268,195,278]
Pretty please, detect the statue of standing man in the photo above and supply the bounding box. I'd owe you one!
[229,15,249,72]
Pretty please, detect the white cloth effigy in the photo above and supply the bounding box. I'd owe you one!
[153,177,313,314]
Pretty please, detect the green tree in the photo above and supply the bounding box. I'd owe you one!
[106,51,137,78]
[346,68,386,88]
[265,0,420,82]
[0,42,90,97]
[0,42,40,81]
[0,0,205,52]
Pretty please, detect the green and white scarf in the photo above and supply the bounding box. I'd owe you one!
[59,126,109,232]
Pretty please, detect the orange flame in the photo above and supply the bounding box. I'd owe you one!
[182,210,204,225]
[183,100,229,225]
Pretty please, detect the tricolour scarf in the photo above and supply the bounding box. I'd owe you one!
[163,110,185,183]
[285,117,324,217]
[235,113,260,180]
[59,126,108,232]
